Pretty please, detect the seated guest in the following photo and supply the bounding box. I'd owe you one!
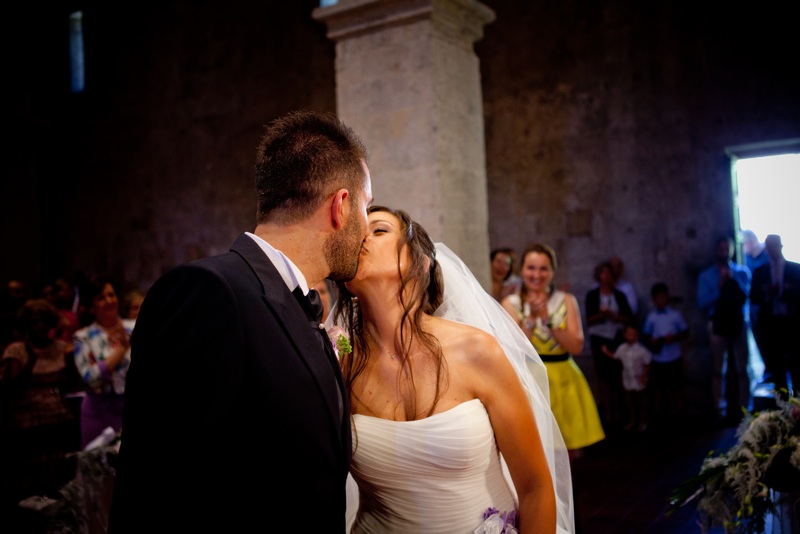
[73,275,134,448]
[0,299,82,517]
[121,290,146,321]
[47,277,81,352]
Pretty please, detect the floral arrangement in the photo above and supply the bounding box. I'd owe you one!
[326,325,351,359]
[45,431,122,533]
[669,392,800,533]
[474,507,518,533]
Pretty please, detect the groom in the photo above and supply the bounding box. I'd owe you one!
[108,111,372,532]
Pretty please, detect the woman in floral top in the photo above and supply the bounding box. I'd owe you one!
[73,274,134,448]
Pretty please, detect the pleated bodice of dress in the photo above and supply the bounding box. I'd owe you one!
[348,398,516,533]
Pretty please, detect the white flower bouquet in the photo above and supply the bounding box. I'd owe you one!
[669,392,800,533]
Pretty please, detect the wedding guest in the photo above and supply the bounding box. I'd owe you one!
[503,244,605,460]
[750,234,800,393]
[697,236,751,422]
[108,110,372,533]
[120,290,145,321]
[609,256,639,316]
[0,299,82,524]
[741,229,770,378]
[602,323,651,432]
[314,280,335,324]
[490,247,521,302]
[585,260,634,428]
[1,279,29,352]
[642,282,689,421]
[47,277,80,351]
[742,230,769,273]
[73,274,134,448]
[334,207,573,533]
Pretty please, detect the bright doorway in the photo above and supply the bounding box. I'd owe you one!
[733,152,800,262]
[726,139,799,389]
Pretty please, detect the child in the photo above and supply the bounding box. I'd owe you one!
[642,282,689,421]
[602,323,651,431]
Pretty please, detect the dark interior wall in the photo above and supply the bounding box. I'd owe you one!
[5,0,337,294]
[4,0,799,325]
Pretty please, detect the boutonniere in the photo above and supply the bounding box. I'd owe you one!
[326,325,351,360]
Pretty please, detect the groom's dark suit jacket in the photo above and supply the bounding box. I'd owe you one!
[108,234,352,533]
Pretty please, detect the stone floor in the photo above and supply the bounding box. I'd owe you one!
[569,329,785,533]
[571,412,740,533]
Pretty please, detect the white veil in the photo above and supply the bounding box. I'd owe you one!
[332,243,574,533]
[432,243,574,533]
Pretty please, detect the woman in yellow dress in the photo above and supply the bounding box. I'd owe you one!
[502,243,604,460]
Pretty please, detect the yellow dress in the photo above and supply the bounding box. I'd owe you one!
[509,292,605,450]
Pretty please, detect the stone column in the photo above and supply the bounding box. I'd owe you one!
[313,0,495,288]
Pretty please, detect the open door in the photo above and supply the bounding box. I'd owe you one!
[725,138,800,263]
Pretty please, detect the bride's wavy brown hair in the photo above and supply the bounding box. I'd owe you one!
[333,205,446,419]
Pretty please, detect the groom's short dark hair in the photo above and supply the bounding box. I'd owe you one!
[255,110,368,225]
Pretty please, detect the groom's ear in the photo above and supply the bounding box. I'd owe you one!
[329,188,349,230]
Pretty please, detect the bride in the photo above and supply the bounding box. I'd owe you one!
[328,206,573,533]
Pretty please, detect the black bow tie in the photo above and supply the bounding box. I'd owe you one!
[293,286,324,324]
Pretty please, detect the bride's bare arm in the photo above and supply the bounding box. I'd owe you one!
[464,332,557,534]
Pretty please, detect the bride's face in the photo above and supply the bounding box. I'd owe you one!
[521,252,553,293]
[346,211,408,292]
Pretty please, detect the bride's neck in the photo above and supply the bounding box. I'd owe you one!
[362,307,404,339]
[361,301,422,344]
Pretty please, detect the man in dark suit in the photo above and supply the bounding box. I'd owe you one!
[107,111,373,532]
[750,234,800,393]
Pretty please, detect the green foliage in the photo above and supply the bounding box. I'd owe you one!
[336,334,352,355]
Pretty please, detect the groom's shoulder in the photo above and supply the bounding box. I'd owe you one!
[156,252,235,282]
[145,250,251,306]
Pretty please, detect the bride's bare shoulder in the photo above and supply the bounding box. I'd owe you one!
[429,317,504,363]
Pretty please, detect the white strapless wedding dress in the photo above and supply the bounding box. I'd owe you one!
[345,398,517,533]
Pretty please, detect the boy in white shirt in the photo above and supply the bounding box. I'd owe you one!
[602,323,652,432]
